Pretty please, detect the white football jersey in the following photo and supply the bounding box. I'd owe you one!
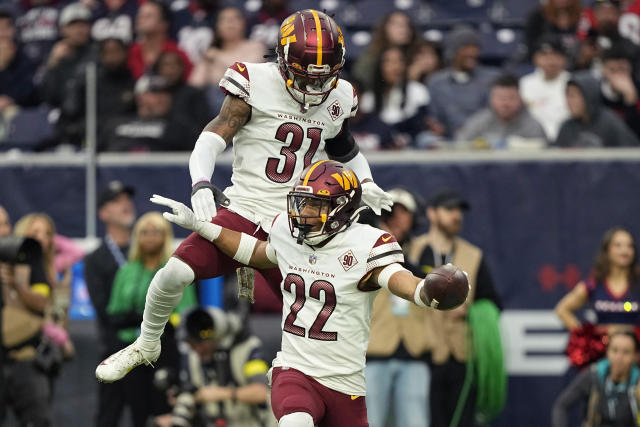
[218,61,358,232]
[267,213,404,396]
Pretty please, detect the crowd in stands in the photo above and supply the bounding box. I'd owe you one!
[1,0,640,151]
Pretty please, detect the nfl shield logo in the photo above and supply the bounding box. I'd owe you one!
[309,254,317,265]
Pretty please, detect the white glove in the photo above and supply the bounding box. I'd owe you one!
[151,194,222,241]
[151,195,199,231]
[190,182,230,222]
[361,181,393,215]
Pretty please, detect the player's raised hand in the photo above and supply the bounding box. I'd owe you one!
[150,195,198,231]
[361,181,393,215]
[190,182,230,221]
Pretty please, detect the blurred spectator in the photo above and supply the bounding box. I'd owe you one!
[248,0,290,48]
[575,0,639,71]
[189,6,265,114]
[42,2,93,108]
[457,74,547,149]
[84,181,136,427]
[618,0,640,45]
[520,36,571,141]
[408,39,442,84]
[14,0,62,68]
[154,307,272,427]
[366,189,432,427]
[524,0,582,63]
[555,228,640,363]
[60,36,136,146]
[91,0,137,44]
[1,207,53,426]
[128,0,191,79]
[0,10,38,109]
[360,47,429,147]
[353,11,420,91]
[580,43,640,138]
[407,189,504,427]
[555,74,640,146]
[172,0,217,63]
[13,212,75,409]
[427,26,501,139]
[153,50,210,129]
[552,330,640,427]
[85,181,136,355]
[105,211,196,426]
[99,74,199,151]
[349,80,401,151]
[14,213,72,315]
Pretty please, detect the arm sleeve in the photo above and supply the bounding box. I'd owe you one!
[325,119,360,163]
[473,257,503,311]
[551,369,593,427]
[188,131,227,184]
[344,151,372,182]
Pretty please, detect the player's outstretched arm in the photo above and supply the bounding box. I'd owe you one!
[150,195,277,270]
[189,95,251,221]
[369,264,430,307]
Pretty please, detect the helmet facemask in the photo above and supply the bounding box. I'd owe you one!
[287,188,364,246]
[280,61,341,110]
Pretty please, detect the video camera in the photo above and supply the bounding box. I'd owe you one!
[0,236,42,264]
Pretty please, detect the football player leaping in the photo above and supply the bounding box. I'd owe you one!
[96,10,393,383]
[150,160,447,427]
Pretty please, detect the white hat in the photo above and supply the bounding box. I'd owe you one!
[388,188,417,213]
[59,3,91,27]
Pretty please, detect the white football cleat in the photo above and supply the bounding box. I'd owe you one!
[95,338,160,383]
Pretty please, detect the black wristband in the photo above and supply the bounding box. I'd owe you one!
[191,181,214,197]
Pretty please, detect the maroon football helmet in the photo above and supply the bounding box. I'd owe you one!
[287,160,363,246]
[276,9,346,109]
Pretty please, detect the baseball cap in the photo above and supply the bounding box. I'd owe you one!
[388,188,417,213]
[134,74,171,94]
[427,189,470,211]
[97,181,135,208]
[185,308,217,341]
[59,3,91,27]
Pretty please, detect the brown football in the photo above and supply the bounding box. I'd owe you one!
[422,263,470,310]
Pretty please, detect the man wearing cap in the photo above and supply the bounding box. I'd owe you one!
[99,74,199,151]
[407,189,503,427]
[159,307,273,427]
[520,36,571,141]
[42,2,93,108]
[365,188,433,427]
[84,181,136,425]
[427,25,501,139]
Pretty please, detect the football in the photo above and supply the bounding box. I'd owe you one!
[422,263,470,310]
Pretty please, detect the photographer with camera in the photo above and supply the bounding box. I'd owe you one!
[155,307,274,427]
[0,205,54,426]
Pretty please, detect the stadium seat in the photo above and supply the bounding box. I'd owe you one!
[0,107,56,151]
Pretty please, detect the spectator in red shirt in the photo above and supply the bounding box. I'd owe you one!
[127,0,191,79]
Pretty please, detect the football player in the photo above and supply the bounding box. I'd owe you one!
[147,160,446,427]
[96,10,392,383]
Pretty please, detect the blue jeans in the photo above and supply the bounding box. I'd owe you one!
[365,359,430,427]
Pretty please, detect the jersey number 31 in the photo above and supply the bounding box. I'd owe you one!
[265,123,322,183]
